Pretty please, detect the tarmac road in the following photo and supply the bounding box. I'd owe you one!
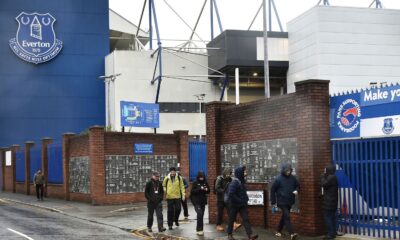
[0,200,137,240]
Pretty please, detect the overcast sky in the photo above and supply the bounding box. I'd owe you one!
[109,0,400,46]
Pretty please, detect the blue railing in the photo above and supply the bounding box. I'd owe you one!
[16,150,25,182]
[189,141,208,182]
[47,143,63,184]
[332,137,400,238]
[30,147,42,182]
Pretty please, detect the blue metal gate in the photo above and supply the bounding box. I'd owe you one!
[16,150,25,182]
[332,138,400,238]
[189,141,207,182]
[47,143,63,184]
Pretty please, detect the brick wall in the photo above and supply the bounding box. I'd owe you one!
[206,80,331,236]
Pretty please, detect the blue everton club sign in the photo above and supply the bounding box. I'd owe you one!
[120,101,159,128]
[134,144,154,154]
[330,83,400,139]
[9,12,63,64]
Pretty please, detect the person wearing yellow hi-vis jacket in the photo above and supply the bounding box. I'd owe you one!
[163,167,185,230]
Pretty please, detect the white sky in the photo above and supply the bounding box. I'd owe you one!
[109,0,400,46]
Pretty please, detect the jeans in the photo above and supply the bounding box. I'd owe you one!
[324,209,337,237]
[194,204,206,231]
[227,205,253,235]
[277,204,293,234]
[217,200,230,225]
[167,199,181,226]
[147,201,164,229]
[181,198,189,217]
[36,184,44,200]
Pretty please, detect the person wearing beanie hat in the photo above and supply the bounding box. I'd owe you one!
[145,171,166,233]
[190,171,210,236]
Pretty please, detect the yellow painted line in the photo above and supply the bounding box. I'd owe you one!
[130,226,189,240]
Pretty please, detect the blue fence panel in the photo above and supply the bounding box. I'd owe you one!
[189,141,207,182]
[16,150,25,182]
[47,143,63,184]
[332,137,400,238]
[30,147,42,183]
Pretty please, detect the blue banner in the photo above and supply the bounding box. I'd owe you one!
[330,84,400,139]
[134,144,153,154]
[120,101,159,128]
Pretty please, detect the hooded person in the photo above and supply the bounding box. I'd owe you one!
[270,163,300,240]
[321,164,338,240]
[215,168,241,231]
[190,171,210,236]
[226,166,258,240]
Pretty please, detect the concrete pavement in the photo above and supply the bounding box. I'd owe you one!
[0,192,382,240]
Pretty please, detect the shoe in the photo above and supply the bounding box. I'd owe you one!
[158,227,166,232]
[290,233,298,240]
[216,225,224,231]
[275,232,282,237]
[233,222,242,231]
[184,215,189,220]
[228,234,235,240]
[248,234,258,240]
[168,226,173,230]
[175,221,179,227]
[196,231,204,236]
[147,228,152,232]
[336,231,344,236]
[323,236,334,240]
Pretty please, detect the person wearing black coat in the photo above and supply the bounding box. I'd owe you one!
[190,171,210,236]
[270,163,300,240]
[321,164,339,240]
[226,166,258,240]
[145,171,166,233]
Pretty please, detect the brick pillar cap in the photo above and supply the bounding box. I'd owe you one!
[0,147,10,151]
[294,79,330,86]
[63,132,76,136]
[173,130,189,134]
[89,125,104,130]
[25,141,35,145]
[206,101,234,106]
[41,137,53,141]
[11,144,20,148]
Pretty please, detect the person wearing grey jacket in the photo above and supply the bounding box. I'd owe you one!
[33,170,45,201]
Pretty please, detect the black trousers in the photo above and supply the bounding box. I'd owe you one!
[35,184,44,200]
[216,200,229,225]
[147,201,164,229]
[227,205,253,235]
[194,204,206,231]
[277,204,293,234]
[167,199,181,227]
[181,198,189,217]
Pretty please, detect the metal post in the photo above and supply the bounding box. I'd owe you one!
[235,68,239,105]
[219,74,228,101]
[210,0,214,40]
[263,0,270,98]
[149,0,153,50]
[199,101,202,140]
[213,0,223,33]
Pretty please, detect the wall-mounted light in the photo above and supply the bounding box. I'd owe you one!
[252,72,258,77]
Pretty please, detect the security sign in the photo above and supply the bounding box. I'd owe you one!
[9,12,63,64]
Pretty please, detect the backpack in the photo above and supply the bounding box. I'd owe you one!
[213,176,223,194]
[224,177,240,204]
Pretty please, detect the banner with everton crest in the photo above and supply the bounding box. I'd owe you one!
[330,83,400,139]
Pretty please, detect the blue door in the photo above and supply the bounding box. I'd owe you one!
[189,141,207,182]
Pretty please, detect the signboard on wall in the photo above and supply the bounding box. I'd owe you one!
[120,101,159,128]
[134,144,153,154]
[247,191,264,205]
[330,84,400,139]
[9,12,63,64]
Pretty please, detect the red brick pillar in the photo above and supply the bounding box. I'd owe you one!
[63,133,76,201]
[41,138,53,197]
[295,79,331,236]
[174,130,189,179]
[89,126,105,205]
[24,141,35,195]
[0,148,7,191]
[206,101,234,223]
[11,145,20,193]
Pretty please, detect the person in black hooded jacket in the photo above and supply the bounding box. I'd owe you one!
[321,164,338,240]
[144,171,166,233]
[226,166,258,240]
[270,163,299,240]
[190,171,210,236]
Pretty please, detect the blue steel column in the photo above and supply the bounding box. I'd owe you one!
[213,0,223,33]
[210,0,214,40]
[219,74,228,101]
[151,0,162,103]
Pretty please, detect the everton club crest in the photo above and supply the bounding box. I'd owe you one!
[382,118,394,135]
[9,12,63,64]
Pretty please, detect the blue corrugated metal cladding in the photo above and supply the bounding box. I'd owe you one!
[0,0,109,147]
